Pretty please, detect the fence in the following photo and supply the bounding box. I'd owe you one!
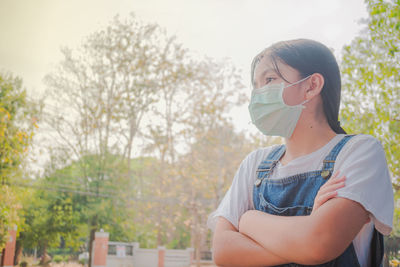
[91,231,196,267]
[106,243,194,267]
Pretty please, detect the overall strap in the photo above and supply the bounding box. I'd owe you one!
[321,135,356,179]
[267,144,286,161]
[256,145,286,178]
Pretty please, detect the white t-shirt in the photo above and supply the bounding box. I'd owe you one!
[207,134,394,267]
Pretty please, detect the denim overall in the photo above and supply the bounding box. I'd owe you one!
[252,135,384,267]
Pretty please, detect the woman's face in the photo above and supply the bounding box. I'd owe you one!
[253,56,309,106]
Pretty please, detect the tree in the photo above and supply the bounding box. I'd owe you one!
[19,187,80,261]
[142,56,247,248]
[140,31,195,247]
[42,13,187,265]
[18,152,138,260]
[0,72,37,250]
[340,0,400,184]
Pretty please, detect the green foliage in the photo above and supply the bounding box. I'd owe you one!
[79,258,87,266]
[340,0,400,236]
[393,190,400,236]
[19,153,160,252]
[0,73,33,180]
[340,0,399,180]
[21,154,119,249]
[0,186,20,249]
[52,255,64,263]
[0,72,38,249]
[19,187,81,251]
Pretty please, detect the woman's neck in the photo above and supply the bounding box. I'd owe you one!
[281,119,337,165]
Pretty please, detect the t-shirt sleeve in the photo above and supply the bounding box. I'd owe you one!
[334,135,394,235]
[206,150,261,232]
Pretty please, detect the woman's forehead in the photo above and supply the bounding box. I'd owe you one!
[255,56,300,77]
[254,56,277,77]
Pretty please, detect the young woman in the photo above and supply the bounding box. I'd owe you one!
[207,39,394,267]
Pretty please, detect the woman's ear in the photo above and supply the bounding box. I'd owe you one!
[305,73,324,99]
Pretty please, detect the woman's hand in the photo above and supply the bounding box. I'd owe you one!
[311,171,346,214]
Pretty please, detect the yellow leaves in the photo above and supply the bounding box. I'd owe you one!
[0,106,10,116]
[390,258,400,267]
[16,131,28,143]
[3,157,12,165]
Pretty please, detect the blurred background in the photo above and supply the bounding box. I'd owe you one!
[0,0,399,266]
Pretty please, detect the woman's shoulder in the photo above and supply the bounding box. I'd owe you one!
[345,134,384,151]
[349,133,382,143]
[338,133,386,163]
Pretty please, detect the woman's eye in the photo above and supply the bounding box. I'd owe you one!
[265,77,275,84]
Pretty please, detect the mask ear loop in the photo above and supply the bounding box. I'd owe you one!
[300,98,310,107]
[281,74,313,108]
[284,74,313,88]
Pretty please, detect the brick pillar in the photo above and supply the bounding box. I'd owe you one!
[92,230,109,267]
[157,246,165,267]
[2,226,17,267]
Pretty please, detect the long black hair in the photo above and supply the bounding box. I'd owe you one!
[251,39,346,134]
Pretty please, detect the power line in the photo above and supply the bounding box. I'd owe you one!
[6,180,214,205]
[10,180,115,199]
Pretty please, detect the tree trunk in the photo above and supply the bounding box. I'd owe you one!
[157,203,162,246]
[13,239,22,265]
[1,248,5,266]
[195,229,201,267]
[40,243,51,267]
[88,224,97,267]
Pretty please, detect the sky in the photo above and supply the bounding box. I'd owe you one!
[0,0,369,143]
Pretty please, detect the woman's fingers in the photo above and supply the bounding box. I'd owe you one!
[318,178,346,195]
[330,170,340,179]
[312,172,347,213]
[319,172,345,188]
[314,191,338,208]
[326,172,344,185]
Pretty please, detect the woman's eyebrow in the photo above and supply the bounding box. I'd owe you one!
[259,68,276,77]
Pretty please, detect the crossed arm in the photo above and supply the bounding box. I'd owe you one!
[212,179,370,266]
